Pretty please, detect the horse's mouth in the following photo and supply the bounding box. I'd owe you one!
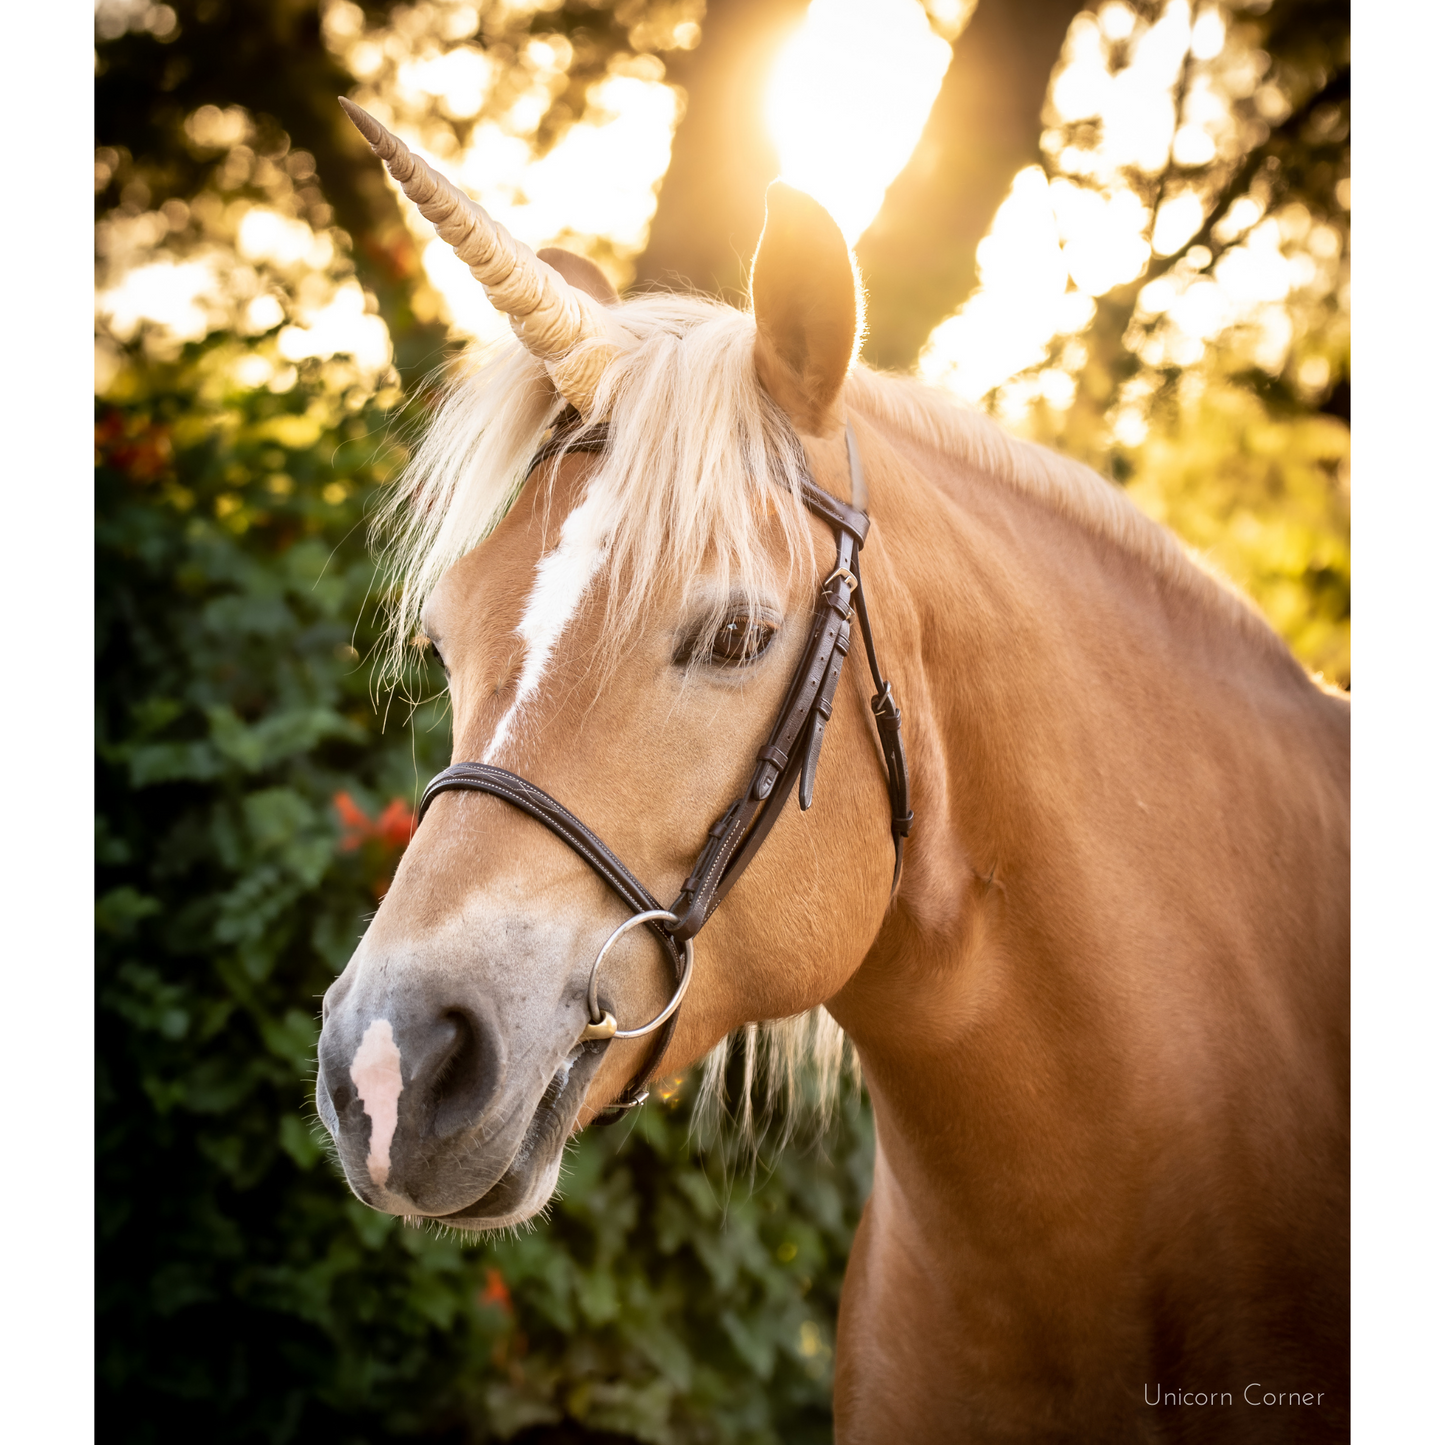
[422,1044,603,1230]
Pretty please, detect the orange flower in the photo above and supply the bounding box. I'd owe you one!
[333,794,418,896]
[95,410,173,482]
[375,798,418,849]
[332,791,373,851]
[478,1267,514,1317]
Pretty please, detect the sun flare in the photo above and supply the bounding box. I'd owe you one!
[765,0,954,245]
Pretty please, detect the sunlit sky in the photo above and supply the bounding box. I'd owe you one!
[97,0,1343,430]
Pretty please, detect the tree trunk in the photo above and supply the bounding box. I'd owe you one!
[855,0,1085,371]
[633,0,812,300]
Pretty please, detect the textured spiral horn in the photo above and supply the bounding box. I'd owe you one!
[339,97,623,412]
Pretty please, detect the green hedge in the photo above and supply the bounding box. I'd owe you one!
[96,341,873,1444]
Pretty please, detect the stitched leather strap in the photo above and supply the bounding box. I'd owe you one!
[798,476,870,548]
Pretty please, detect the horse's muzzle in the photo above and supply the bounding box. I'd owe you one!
[315,974,601,1220]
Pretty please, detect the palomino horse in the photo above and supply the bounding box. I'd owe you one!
[318,103,1349,1441]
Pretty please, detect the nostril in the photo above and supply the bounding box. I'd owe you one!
[428,1008,503,1139]
[426,1011,464,1098]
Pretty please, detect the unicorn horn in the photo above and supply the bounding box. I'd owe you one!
[339,97,622,412]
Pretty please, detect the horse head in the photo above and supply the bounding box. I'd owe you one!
[316,105,904,1228]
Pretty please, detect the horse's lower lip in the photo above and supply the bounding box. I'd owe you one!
[425,1044,599,1226]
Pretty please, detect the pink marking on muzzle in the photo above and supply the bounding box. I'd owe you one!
[350,1019,403,1187]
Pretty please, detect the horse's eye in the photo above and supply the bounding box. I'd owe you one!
[703,614,776,667]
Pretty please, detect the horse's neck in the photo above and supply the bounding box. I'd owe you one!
[833,411,1349,1232]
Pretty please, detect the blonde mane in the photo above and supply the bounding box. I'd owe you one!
[376,288,1288,1136]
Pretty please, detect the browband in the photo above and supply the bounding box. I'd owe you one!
[417,413,911,1122]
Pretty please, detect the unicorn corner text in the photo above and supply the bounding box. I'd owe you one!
[1144,1384,1325,1407]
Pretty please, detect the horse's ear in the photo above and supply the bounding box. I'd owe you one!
[749,182,860,438]
[537,247,620,306]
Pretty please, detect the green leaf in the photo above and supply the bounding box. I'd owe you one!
[96,886,161,938]
[278,1111,324,1169]
[208,704,364,772]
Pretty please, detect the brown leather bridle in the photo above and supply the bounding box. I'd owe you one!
[416,416,912,1123]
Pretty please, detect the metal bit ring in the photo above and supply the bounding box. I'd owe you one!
[579,909,694,1042]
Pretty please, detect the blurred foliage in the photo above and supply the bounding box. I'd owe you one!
[1123,380,1349,682]
[96,0,444,382]
[971,0,1350,683]
[96,341,873,1443]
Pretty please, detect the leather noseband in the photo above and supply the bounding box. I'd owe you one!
[416,416,912,1124]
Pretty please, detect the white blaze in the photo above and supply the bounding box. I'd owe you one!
[350,1018,403,1187]
[484,484,612,763]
